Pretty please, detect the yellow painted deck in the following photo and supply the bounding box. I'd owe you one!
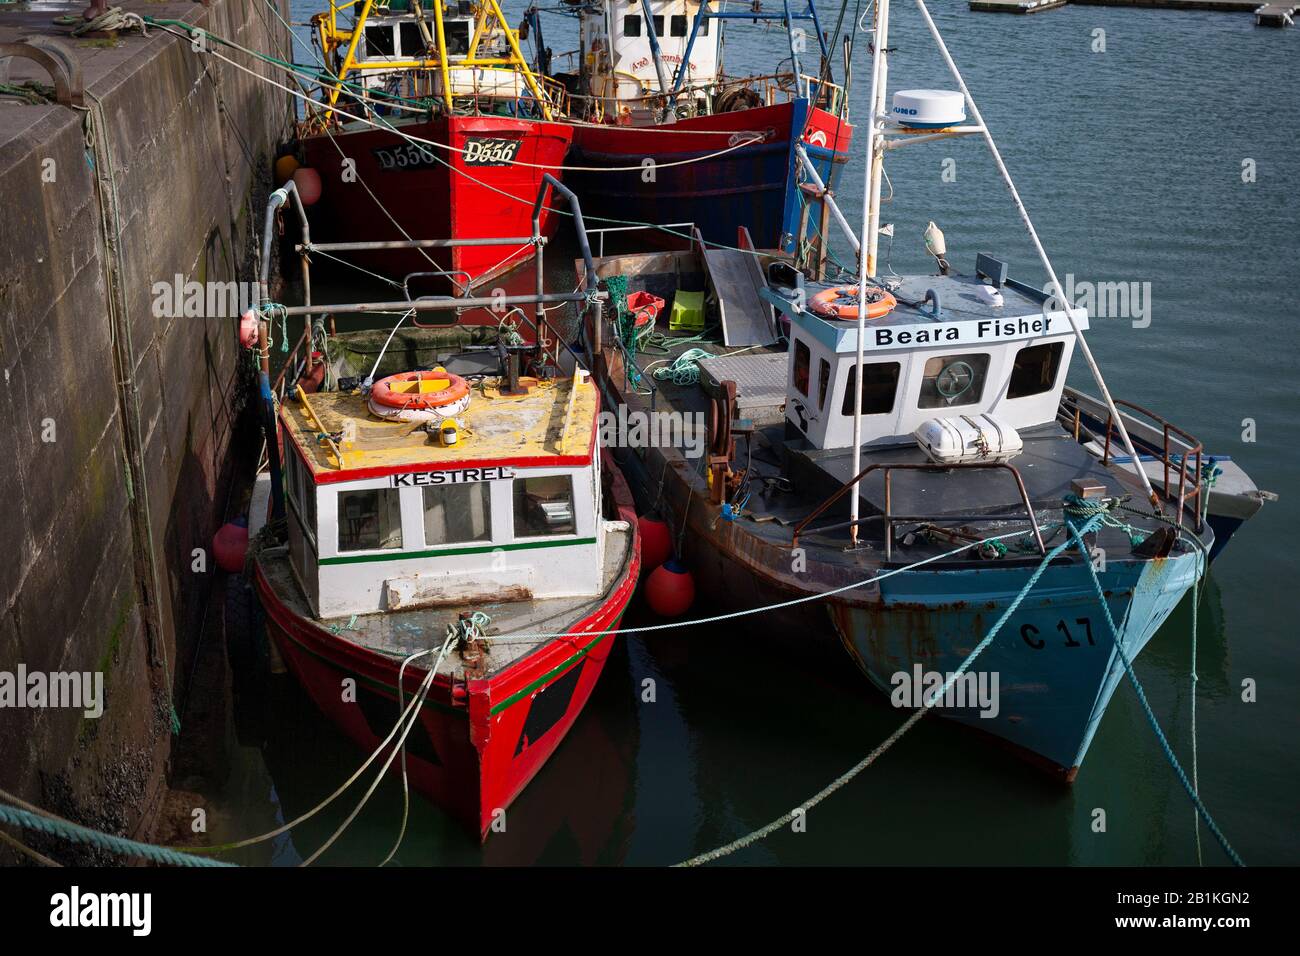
[283,374,598,476]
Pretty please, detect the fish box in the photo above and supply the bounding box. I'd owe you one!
[914,413,1023,465]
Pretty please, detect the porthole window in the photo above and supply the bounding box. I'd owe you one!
[918,353,991,409]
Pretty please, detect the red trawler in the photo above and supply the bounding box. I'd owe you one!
[251,356,639,839]
[537,0,854,251]
[293,0,573,290]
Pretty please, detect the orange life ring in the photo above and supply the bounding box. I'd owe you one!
[370,369,470,411]
[808,285,897,321]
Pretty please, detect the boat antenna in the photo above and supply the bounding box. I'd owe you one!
[910,0,1161,511]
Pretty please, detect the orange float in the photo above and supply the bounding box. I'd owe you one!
[807,285,897,321]
[368,368,472,422]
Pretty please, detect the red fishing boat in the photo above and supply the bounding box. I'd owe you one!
[251,351,639,839]
[293,0,573,289]
[533,0,854,251]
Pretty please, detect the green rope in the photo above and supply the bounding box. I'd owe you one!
[1063,519,1244,867]
[678,516,1102,866]
[0,81,56,105]
[652,347,716,387]
[0,802,235,867]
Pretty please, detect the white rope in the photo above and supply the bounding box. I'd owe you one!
[478,528,1035,645]
[911,0,1159,509]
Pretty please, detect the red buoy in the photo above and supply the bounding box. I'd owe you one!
[637,515,671,572]
[645,559,694,617]
[213,517,250,574]
[292,167,322,206]
[239,309,259,349]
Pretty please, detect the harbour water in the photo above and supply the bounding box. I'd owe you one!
[211,2,1298,865]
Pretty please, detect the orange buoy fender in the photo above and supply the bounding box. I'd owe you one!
[368,369,472,422]
[637,515,672,572]
[807,285,896,321]
[645,560,695,617]
[213,518,250,574]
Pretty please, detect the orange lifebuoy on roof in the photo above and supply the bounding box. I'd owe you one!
[368,368,472,422]
[808,285,897,321]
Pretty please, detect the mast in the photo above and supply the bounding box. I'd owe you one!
[910,0,1161,510]
[849,0,889,547]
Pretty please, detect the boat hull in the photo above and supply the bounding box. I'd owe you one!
[605,411,1206,780]
[827,551,1204,777]
[300,114,573,290]
[566,100,851,251]
[254,454,640,841]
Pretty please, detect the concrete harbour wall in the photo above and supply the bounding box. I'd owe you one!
[0,0,292,860]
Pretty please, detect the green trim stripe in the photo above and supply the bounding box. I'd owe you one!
[320,536,597,566]
[490,610,626,715]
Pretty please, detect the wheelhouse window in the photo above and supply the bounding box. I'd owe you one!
[285,451,315,538]
[513,475,576,537]
[841,362,901,416]
[652,14,665,35]
[1007,342,1064,399]
[364,25,395,57]
[338,489,404,552]
[423,483,491,546]
[623,14,642,37]
[793,340,810,396]
[817,358,831,410]
[918,353,991,409]
[398,21,424,57]
[443,19,472,56]
[670,15,688,36]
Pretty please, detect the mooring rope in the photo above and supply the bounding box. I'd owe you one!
[0,800,234,868]
[676,514,1102,866]
[1064,521,1244,867]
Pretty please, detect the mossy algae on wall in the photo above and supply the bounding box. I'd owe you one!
[0,0,294,861]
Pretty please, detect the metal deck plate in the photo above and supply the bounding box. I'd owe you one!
[698,351,789,426]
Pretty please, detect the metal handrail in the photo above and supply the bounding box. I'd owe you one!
[1099,398,1204,530]
[790,461,1047,558]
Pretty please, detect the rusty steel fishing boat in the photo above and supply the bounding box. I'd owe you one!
[578,0,1271,779]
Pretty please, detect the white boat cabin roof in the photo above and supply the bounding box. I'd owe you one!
[768,262,1089,450]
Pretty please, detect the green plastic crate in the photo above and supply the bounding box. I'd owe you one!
[669,290,706,333]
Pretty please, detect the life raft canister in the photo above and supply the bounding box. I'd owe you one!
[807,285,897,321]
[368,368,472,423]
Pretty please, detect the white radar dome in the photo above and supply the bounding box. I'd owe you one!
[890,90,966,130]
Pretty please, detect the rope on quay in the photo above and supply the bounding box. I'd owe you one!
[0,797,234,868]
[54,5,147,36]
[675,514,1101,866]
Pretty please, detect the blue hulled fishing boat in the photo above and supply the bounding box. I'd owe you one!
[581,0,1271,778]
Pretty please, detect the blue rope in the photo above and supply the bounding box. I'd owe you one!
[0,802,237,868]
[1064,522,1245,867]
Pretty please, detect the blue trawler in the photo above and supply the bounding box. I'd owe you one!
[582,0,1271,778]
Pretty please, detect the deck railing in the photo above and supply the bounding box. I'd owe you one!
[1058,389,1205,531]
[791,461,1047,560]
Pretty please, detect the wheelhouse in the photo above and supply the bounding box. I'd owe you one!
[776,265,1087,450]
[279,373,605,619]
[577,0,722,120]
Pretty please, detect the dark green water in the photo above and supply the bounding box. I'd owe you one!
[220,3,1298,865]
